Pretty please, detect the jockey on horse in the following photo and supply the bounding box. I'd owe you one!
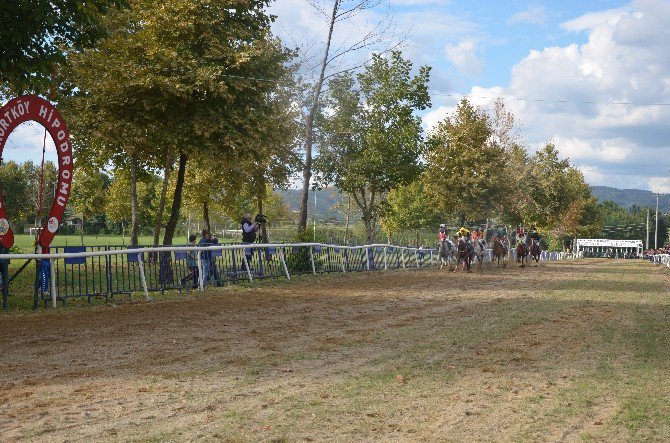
[454,226,472,272]
[529,228,542,263]
[437,224,454,269]
[471,226,487,267]
[492,230,508,268]
[516,225,529,266]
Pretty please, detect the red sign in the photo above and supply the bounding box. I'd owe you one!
[0,95,73,250]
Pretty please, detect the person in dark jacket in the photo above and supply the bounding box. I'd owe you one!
[241,212,259,264]
[198,229,213,287]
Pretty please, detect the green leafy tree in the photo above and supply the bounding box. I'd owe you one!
[381,180,443,246]
[316,51,431,243]
[0,161,31,232]
[519,143,602,245]
[0,0,127,94]
[105,169,160,235]
[70,168,111,232]
[65,0,293,246]
[424,98,508,226]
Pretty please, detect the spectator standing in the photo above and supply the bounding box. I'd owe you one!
[241,212,260,265]
[198,229,213,287]
[181,234,198,288]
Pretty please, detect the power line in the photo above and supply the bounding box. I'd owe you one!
[431,91,670,107]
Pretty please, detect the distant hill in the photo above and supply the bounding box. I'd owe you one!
[590,186,670,212]
[279,186,669,222]
[278,188,346,221]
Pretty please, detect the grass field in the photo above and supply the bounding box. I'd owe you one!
[0,259,669,441]
[12,235,167,253]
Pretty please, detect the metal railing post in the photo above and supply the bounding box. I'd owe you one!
[415,249,420,268]
[401,248,406,268]
[50,258,57,308]
[279,248,291,280]
[243,253,253,283]
[340,248,346,273]
[384,246,388,270]
[197,250,204,291]
[366,247,371,271]
[137,254,151,301]
[309,246,316,274]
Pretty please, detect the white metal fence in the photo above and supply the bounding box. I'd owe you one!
[648,254,670,269]
[0,242,579,311]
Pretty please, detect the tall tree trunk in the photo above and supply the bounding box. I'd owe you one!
[258,199,269,244]
[415,229,419,248]
[130,157,139,246]
[163,152,187,246]
[460,212,466,227]
[343,194,351,245]
[484,217,489,242]
[362,207,374,245]
[298,0,340,232]
[153,150,173,246]
[202,201,211,234]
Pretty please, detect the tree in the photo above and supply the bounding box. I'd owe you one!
[105,169,160,236]
[316,51,431,243]
[381,180,442,246]
[0,160,31,232]
[65,0,294,246]
[70,168,111,232]
[295,0,397,233]
[518,143,603,246]
[0,0,127,94]
[182,58,300,239]
[423,98,507,225]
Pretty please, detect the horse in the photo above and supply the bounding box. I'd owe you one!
[473,239,487,268]
[455,237,472,273]
[530,238,541,263]
[516,241,529,267]
[492,237,508,268]
[437,239,455,269]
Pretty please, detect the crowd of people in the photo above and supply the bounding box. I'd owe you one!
[643,245,670,257]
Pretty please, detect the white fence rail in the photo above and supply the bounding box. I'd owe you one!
[648,254,670,269]
[0,242,577,311]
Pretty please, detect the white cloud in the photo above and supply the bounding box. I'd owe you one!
[648,177,670,194]
[507,5,548,26]
[422,105,453,130]
[553,136,632,163]
[497,0,670,190]
[445,40,483,76]
[560,8,628,32]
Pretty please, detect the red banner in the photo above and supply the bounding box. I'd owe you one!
[0,95,73,250]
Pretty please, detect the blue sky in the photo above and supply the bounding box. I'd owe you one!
[270,0,670,192]
[3,0,669,193]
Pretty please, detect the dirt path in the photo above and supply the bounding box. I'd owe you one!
[1,260,668,441]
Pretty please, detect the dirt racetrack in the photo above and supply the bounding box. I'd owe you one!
[1,259,669,442]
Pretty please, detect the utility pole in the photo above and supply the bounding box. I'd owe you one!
[646,208,649,251]
[654,193,660,249]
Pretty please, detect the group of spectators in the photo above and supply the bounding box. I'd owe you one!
[643,245,670,258]
[180,213,264,288]
[180,229,220,288]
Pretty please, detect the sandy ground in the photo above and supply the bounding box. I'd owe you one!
[0,259,669,442]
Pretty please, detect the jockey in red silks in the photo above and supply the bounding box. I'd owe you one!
[438,224,448,242]
[517,225,526,241]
